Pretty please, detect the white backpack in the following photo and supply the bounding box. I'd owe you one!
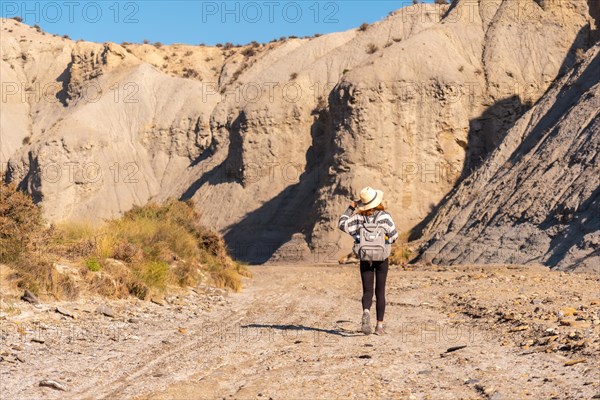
[352,211,391,262]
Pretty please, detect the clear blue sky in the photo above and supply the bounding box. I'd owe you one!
[1,1,435,45]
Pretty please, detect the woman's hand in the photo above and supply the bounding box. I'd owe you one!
[350,200,358,209]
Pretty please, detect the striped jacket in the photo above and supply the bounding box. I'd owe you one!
[338,207,399,244]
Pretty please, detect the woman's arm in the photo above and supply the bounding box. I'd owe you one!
[338,202,358,235]
[379,212,399,244]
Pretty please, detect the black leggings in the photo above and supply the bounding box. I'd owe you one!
[359,258,389,321]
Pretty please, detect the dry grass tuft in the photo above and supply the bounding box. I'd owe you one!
[1,183,249,300]
[389,231,414,266]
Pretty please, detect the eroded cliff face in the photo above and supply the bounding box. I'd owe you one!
[417,44,599,272]
[309,0,596,261]
[1,0,597,265]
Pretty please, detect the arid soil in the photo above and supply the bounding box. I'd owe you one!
[1,263,598,399]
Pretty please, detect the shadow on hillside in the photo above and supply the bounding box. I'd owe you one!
[241,323,363,338]
[504,50,599,163]
[410,29,600,245]
[221,106,335,264]
[180,104,335,264]
[55,62,73,107]
[557,14,599,79]
[179,112,247,200]
[408,95,528,241]
[412,43,600,265]
[543,184,599,269]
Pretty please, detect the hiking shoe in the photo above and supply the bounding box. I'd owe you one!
[361,310,372,335]
[374,324,386,335]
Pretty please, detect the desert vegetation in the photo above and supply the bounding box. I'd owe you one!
[366,43,378,54]
[388,231,414,266]
[0,183,249,301]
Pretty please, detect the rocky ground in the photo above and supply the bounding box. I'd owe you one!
[1,263,599,399]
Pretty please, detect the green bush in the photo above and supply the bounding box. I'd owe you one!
[86,258,101,272]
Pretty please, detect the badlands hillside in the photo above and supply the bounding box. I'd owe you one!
[1,0,599,265]
[419,43,599,272]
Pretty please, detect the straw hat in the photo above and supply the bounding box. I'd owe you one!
[356,186,384,211]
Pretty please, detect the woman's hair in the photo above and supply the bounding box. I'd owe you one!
[357,203,385,216]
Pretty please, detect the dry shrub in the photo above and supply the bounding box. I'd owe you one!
[112,241,143,263]
[241,47,256,57]
[366,43,378,54]
[389,231,414,266]
[136,261,169,289]
[205,256,251,292]
[3,187,248,298]
[171,262,200,287]
[84,260,132,298]
[0,183,44,263]
[182,67,201,79]
[13,258,79,300]
[127,280,149,300]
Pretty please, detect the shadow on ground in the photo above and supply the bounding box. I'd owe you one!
[241,323,363,338]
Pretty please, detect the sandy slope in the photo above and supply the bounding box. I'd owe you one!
[1,264,598,399]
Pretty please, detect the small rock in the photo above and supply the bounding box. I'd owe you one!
[358,354,372,359]
[128,318,140,324]
[545,327,557,335]
[39,379,68,391]
[96,305,115,318]
[21,290,40,304]
[559,318,590,329]
[55,307,75,319]
[560,307,577,317]
[31,338,45,344]
[564,358,586,366]
[465,378,480,384]
[475,384,496,396]
[510,325,529,332]
[151,297,165,306]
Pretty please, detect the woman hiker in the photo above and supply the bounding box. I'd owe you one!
[338,187,399,335]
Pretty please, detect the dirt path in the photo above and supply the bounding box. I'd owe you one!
[2,264,599,399]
